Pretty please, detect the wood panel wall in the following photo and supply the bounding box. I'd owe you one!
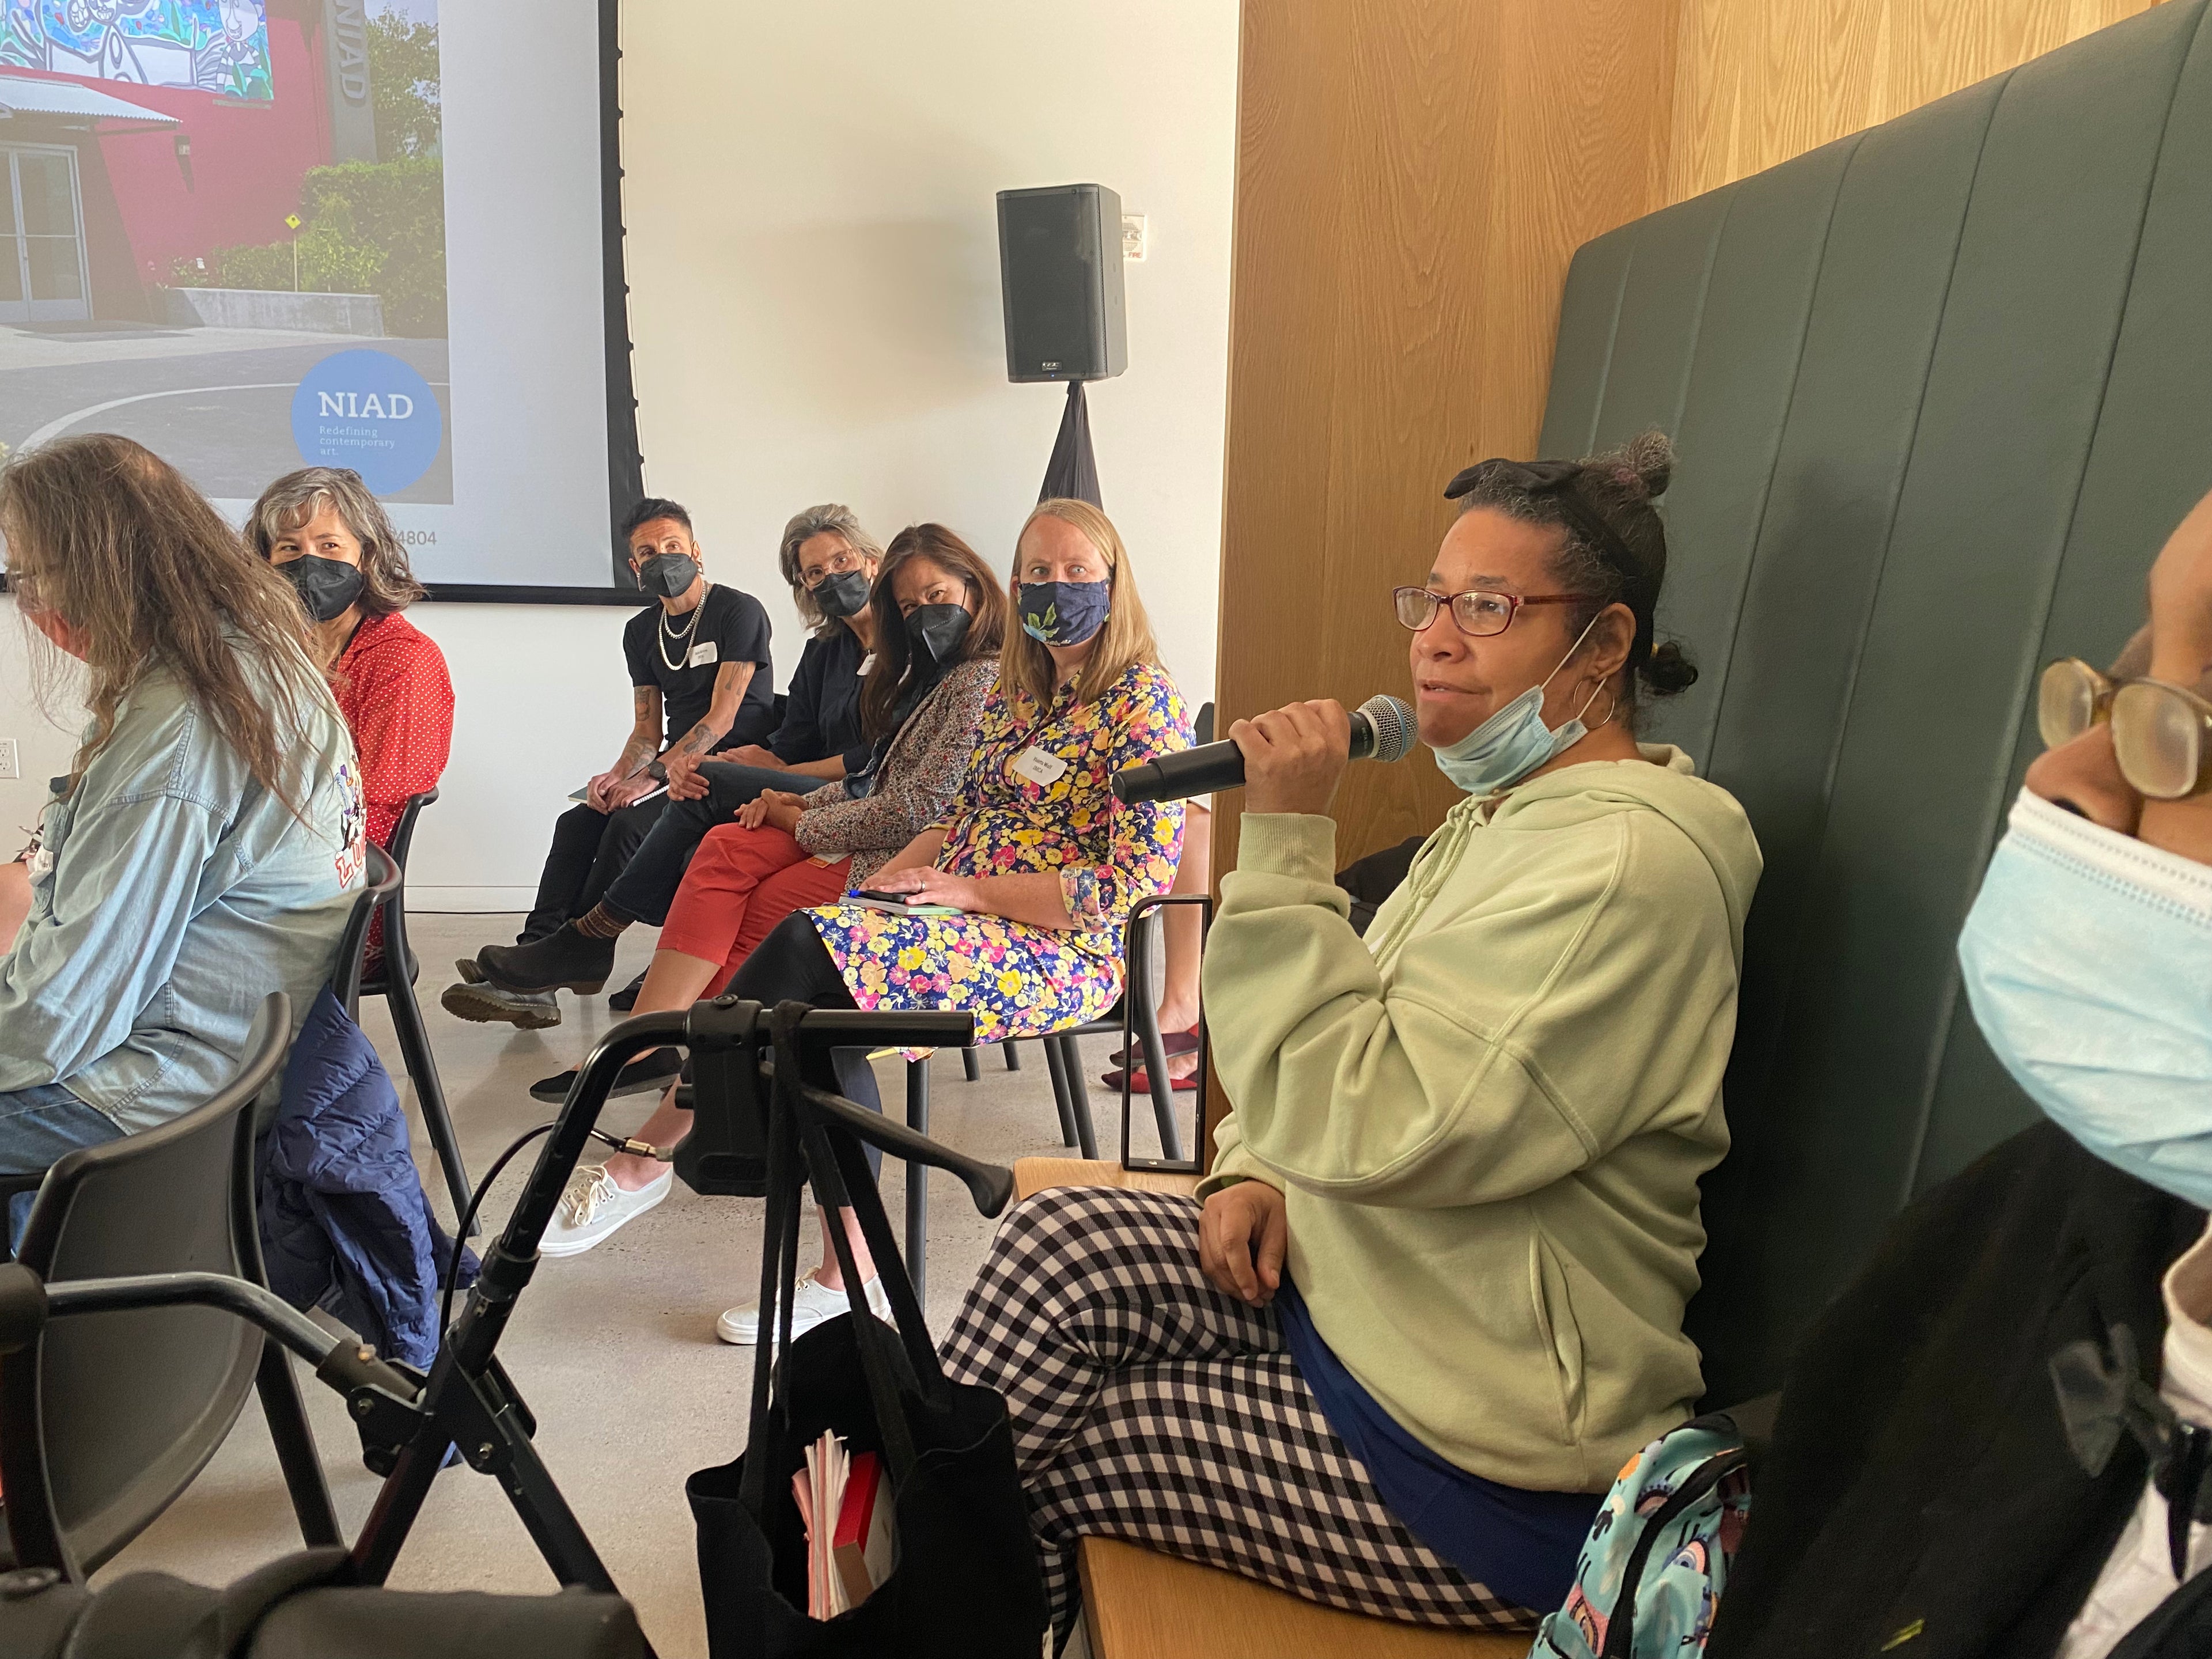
[1213,0,1678,884]
[1668,0,2162,201]
[1202,0,2164,1143]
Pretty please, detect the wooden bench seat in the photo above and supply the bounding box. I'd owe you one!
[1011,1158,1534,1659]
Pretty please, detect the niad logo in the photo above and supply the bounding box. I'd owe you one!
[317,391,415,419]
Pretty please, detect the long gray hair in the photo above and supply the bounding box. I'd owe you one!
[777,504,884,636]
[246,467,424,618]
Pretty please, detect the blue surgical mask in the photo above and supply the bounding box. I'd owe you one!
[1019,579,1110,647]
[1431,615,1605,796]
[1957,787,2212,1205]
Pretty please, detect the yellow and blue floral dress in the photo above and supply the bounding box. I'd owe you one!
[805,659,1191,1044]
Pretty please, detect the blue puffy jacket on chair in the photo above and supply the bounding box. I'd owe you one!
[258,986,476,1372]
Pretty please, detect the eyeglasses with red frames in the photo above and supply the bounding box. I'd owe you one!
[1392,585,1589,638]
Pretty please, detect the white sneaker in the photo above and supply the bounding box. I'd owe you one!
[717,1270,892,1346]
[537,1164,672,1257]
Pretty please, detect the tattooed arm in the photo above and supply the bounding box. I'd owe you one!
[586,687,665,810]
[660,660,759,797]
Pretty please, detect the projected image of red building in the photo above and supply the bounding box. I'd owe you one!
[0,0,442,336]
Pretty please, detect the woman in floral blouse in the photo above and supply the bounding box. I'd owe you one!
[540,523,1006,1252]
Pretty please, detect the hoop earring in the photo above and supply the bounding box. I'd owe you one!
[1573,679,1620,730]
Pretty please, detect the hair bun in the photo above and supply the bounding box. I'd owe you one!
[1613,430,1673,501]
[1640,638,1698,696]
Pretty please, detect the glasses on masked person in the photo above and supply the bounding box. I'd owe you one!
[2036,657,2212,800]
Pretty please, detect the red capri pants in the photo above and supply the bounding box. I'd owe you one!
[655,824,854,991]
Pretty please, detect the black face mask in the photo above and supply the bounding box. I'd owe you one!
[906,602,972,666]
[813,567,871,620]
[281,554,365,624]
[638,552,699,599]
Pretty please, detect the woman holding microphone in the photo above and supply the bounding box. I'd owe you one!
[940,434,1763,1643]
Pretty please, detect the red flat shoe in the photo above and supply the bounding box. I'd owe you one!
[1107,1026,1201,1068]
[1100,1067,1200,1094]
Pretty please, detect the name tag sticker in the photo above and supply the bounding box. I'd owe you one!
[688,641,719,668]
[1012,746,1069,787]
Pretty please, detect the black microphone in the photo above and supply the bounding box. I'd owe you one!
[1112,694,1417,805]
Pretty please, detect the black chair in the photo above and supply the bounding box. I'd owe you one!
[331,843,400,1018]
[0,994,340,1578]
[1045,703,1214,1160]
[959,1040,1024,1081]
[353,791,475,1234]
[1035,902,1197,1165]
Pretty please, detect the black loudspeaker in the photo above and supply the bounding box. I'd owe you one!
[997,183,1127,383]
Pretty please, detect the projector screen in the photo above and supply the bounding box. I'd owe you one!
[0,0,643,600]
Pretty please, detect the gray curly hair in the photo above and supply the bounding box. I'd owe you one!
[777,505,884,636]
[245,467,423,618]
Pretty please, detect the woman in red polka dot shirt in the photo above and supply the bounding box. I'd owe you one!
[248,468,453,877]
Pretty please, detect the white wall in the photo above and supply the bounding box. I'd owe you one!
[0,2,1238,904]
[0,607,79,838]
[618,0,1237,707]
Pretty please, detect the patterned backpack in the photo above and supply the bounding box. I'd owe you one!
[1532,1414,1753,1658]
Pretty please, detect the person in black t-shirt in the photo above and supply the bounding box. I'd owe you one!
[441,496,774,1029]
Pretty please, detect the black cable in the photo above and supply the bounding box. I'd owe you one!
[437,1120,680,1338]
[440,1120,555,1338]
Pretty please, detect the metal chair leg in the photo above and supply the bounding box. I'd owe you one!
[1124,910,1187,1164]
[1043,1036,1079,1149]
[385,961,475,1235]
[961,1047,982,1082]
[1055,1034,1100,1161]
[257,1340,342,1548]
[1003,1039,1021,1071]
[1133,1012,1185,1165]
[904,1056,930,1312]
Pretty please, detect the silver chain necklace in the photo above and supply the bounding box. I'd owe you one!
[658,582,711,672]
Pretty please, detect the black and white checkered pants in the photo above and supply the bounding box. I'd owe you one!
[937,1184,1535,1641]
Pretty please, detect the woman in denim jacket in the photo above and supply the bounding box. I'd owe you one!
[0,435,364,1234]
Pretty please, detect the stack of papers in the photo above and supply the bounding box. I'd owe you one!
[792,1431,894,1619]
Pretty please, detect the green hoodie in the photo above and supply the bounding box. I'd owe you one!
[1199,745,1762,1493]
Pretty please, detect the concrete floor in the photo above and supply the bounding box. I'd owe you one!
[99,912,1186,1656]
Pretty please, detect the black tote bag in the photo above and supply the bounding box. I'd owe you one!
[688,1003,1049,1658]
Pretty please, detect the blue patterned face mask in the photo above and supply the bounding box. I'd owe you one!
[1019,579,1111,647]
[1431,613,1604,796]
[1957,787,2212,1205]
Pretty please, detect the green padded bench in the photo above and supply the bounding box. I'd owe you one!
[1543,0,2212,1405]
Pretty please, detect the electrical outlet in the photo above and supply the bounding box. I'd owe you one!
[0,739,16,781]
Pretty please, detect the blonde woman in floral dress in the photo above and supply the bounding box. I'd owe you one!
[574,498,1190,1340]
